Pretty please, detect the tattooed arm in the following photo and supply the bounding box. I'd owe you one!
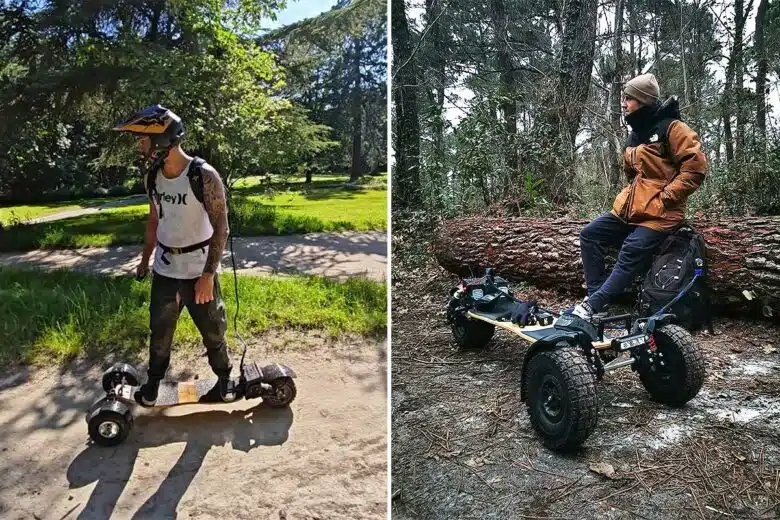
[201,165,229,276]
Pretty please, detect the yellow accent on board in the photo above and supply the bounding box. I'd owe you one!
[178,382,198,403]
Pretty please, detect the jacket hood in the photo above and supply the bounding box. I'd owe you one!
[655,96,680,120]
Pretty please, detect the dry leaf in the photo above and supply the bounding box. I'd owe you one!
[731,346,744,353]
[763,345,777,354]
[589,462,615,478]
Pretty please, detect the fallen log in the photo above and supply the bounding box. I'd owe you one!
[432,216,780,314]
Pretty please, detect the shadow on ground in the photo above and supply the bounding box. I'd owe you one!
[67,404,293,519]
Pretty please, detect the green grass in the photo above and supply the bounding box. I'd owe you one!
[0,205,150,250]
[233,172,387,191]
[0,186,387,251]
[0,267,387,367]
[236,187,387,234]
[0,197,124,226]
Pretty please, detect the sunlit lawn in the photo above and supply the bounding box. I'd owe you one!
[0,176,387,251]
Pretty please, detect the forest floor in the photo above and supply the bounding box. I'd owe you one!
[391,263,780,520]
[0,332,387,520]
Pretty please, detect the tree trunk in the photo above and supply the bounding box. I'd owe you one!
[677,0,689,107]
[557,0,598,146]
[734,0,752,164]
[147,0,162,42]
[608,0,624,191]
[535,0,598,203]
[426,0,446,208]
[722,59,735,167]
[350,37,363,182]
[391,0,422,209]
[755,0,770,153]
[724,0,749,168]
[491,0,517,175]
[432,216,780,305]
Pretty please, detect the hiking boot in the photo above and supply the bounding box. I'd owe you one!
[135,379,160,407]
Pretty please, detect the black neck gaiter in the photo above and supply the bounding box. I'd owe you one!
[625,101,661,140]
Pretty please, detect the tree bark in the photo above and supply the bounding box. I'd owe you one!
[723,0,749,168]
[754,0,770,153]
[557,0,598,146]
[608,0,624,191]
[432,216,780,305]
[426,0,446,207]
[734,0,753,164]
[391,0,422,209]
[491,0,517,174]
[350,37,363,182]
[535,0,597,203]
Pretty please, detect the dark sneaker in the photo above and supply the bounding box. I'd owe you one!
[219,378,237,402]
[135,379,160,407]
[562,298,608,320]
[199,378,237,403]
[566,300,594,321]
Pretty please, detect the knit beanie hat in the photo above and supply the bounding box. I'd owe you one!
[624,73,660,106]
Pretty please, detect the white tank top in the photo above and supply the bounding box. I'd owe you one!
[148,159,216,279]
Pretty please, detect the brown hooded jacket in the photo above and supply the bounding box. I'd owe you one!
[611,97,707,231]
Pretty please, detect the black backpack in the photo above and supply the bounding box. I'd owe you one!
[638,223,714,332]
[146,157,207,218]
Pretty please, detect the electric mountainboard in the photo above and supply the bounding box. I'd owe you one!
[446,268,705,451]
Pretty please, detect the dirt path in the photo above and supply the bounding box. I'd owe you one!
[28,195,148,224]
[0,336,387,519]
[391,266,780,520]
[0,231,387,281]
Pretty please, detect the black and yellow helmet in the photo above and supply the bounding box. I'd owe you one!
[113,104,185,152]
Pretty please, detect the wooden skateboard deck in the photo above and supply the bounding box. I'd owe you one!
[150,378,236,407]
[467,311,613,350]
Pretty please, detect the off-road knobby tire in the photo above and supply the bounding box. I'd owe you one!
[451,316,495,350]
[638,324,704,407]
[525,348,598,451]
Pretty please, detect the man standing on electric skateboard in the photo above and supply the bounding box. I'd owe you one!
[113,105,235,404]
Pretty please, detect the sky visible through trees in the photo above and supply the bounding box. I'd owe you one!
[392,0,780,218]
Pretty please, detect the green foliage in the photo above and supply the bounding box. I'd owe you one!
[0,267,387,366]
[0,0,337,200]
[263,0,387,175]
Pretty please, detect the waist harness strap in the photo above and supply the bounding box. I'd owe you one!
[157,238,211,265]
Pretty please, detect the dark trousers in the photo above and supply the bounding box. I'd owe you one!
[148,272,232,381]
[581,213,668,312]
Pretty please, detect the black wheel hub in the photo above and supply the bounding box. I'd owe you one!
[540,376,564,422]
[651,353,675,383]
[97,420,121,439]
[272,381,293,402]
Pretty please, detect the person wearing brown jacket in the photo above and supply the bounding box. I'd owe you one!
[567,73,707,321]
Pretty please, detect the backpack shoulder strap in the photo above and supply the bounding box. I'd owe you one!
[187,157,206,206]
[146,158,163,217]
[658,118,681,167]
